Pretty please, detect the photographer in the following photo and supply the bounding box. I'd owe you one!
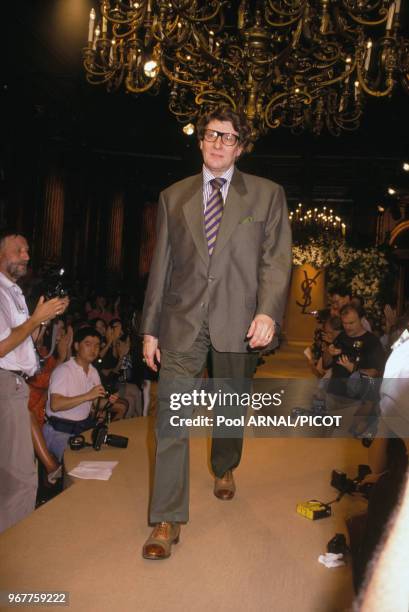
[322,303,384,434]
[0,230,68,533]
[43,327,125,462]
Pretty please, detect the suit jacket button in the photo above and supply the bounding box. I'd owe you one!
[200,302,206,308]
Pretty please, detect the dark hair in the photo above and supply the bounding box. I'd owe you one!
[196,106,252,152]
[109,318,122,328]
[326,315,342,331]
[329,286,351,298]
[90,317,107,329]
[73,326,102,345]
[351,295,365,308]
[340,303,363,318]
[0,228,27,250]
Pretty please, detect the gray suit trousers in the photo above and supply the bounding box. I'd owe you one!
[149,321,258,524]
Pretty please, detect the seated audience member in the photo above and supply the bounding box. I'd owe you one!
[379,304,403,353]
[27,320,73,484]
[310,313,342,378]
[43,327,125,461]
[322,303,385,433]
[86,293,113,324]
[28,319,73,426]
[116,332,143,417]
[328,285,351,316]
[90,317,111,360]
[96,318,123,386]
[351,295,372,332]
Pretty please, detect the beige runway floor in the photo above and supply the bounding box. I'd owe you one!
[0,343,368,612]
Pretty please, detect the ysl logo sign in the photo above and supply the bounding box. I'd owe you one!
[296,269,322,314]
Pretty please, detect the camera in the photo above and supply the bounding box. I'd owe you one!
[68,388,128,451]
[331,464,373,498]
[91,389,128,450]
[333,335,363,365]
[91,424,128,451]
[68,429,128,452]
[327,533,348,555]
[292,397,327,418]
[43,267,69,300]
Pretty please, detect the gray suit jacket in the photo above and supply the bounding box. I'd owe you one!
[141,168,292,352]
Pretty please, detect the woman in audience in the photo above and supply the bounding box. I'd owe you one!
[86,293,114,324]
[29,320,73,425]
[28,319,73,484]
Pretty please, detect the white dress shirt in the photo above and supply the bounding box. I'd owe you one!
[202,164,235,210]
[0,271,38,376]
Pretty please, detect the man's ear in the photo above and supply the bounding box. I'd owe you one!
[199,139,203,153]
[73,341,79,354]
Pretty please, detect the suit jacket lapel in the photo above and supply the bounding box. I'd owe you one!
[182,174,209,265]
[211,169,248,258]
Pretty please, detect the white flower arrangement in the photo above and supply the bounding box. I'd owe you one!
[292,237,391,323]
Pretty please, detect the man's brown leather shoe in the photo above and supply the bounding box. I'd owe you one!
[214,470,236,500]
[142,522,180,560]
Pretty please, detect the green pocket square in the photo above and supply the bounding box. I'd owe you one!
[239,216,254,224]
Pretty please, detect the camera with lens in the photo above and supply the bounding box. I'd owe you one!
[68,426,128,452]
[91,387,128,450]
[91,422,128,451]
[333,336,363,365]
[331,464,373,498]
[68,387,128,451]
[42,267,69,300]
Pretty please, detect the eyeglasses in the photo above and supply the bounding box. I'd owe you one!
[203,129,239,146]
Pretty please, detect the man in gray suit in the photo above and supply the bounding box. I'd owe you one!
[141,106,292,559]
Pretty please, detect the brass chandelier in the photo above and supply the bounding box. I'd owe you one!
[83,1,409,140]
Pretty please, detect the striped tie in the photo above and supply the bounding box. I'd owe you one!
[205,177,226,256]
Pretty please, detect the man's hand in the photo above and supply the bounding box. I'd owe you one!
[143,334,161,372]
[86,384,107,402]
[337,354,355,373]
[384,304,397,333]
[247,314,275,349]
[31,296,69,327]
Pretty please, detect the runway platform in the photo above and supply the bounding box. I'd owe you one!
[0,412,368,612]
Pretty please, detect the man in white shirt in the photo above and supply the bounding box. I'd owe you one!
[43,326,121,461]
[0,230,68,533]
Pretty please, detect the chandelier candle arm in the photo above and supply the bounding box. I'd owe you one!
[83,1,409,138]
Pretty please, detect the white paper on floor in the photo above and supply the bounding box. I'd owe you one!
[68,461,119,480]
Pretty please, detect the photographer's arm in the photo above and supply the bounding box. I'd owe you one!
[0,296,68,358]
[50,384,106,413]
